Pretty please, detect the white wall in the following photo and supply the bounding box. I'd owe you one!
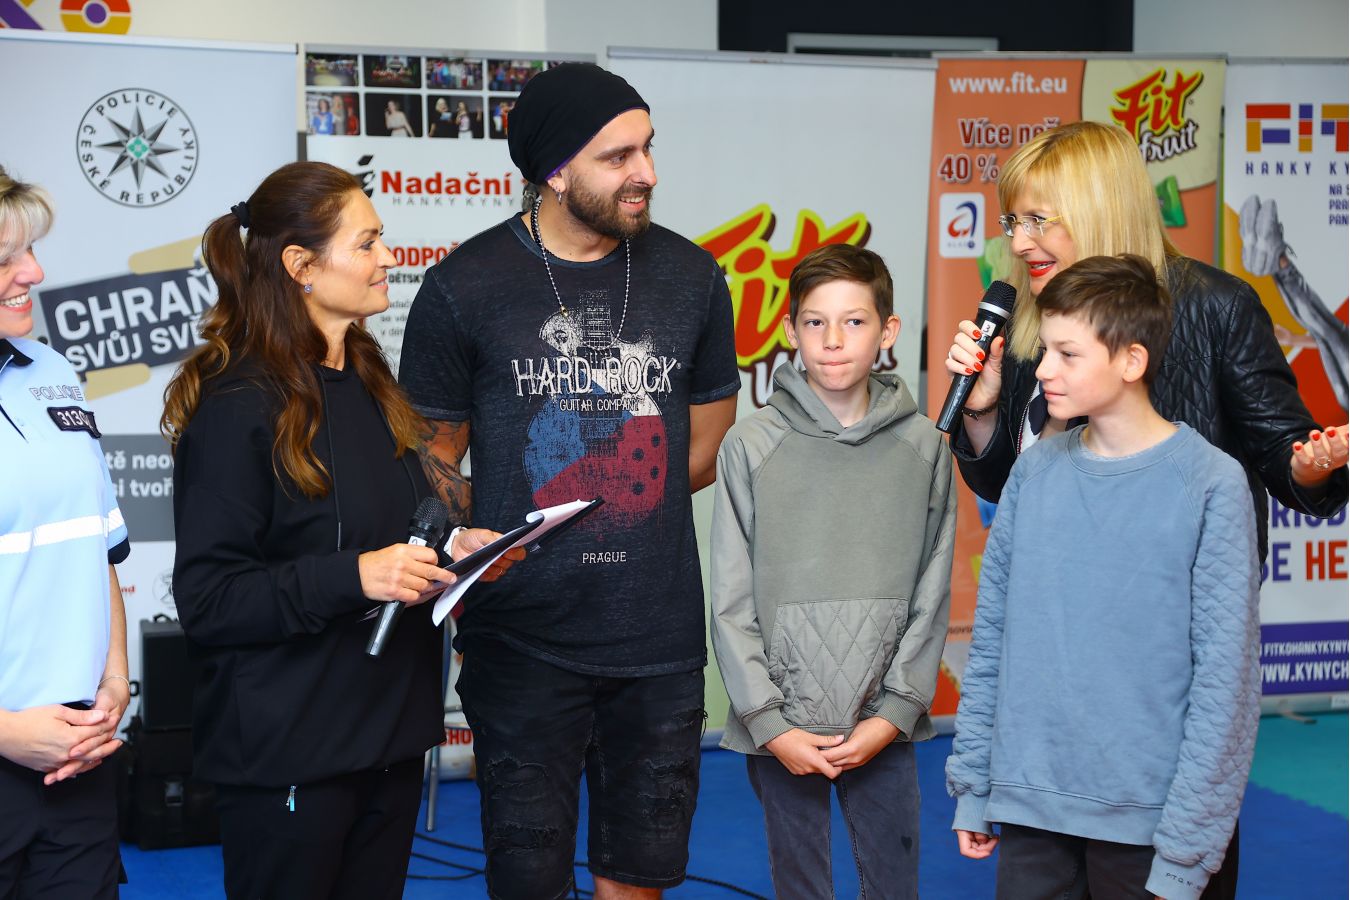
[64,0,1342,77]
[1135,0,1348,57]
[123,0,549,51]
[119,0,716,63]
[545,0,718,65]
[39,0,1346,63]
[117,0,716,129]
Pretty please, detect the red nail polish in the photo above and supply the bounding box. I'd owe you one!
[1312,431,1322,440]
[976,350,986,361]
[964,367,973,375]
[971,330,982,339]
[1328,428,1338,437]
[1293,443,1303,452]
[974,362,983,372]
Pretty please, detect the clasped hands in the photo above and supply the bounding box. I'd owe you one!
[2,675,130,785]
[764,717,901,779]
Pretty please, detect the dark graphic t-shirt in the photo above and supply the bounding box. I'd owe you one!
[399,216,739,676]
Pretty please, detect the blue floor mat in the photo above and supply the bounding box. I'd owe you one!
[121,722,1348,899]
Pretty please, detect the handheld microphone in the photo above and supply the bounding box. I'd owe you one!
[366,497,449,658]
[935,281,1018,435]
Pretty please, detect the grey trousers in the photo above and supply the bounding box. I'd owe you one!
[746,739,920,900]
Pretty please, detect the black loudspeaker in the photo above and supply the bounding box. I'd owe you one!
[115,718,220,850]
[139,617,195,731]
[116,617,220,849]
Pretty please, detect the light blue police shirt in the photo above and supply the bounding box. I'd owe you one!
[0,337,128,710]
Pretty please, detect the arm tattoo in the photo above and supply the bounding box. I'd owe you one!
[416,417,473,525]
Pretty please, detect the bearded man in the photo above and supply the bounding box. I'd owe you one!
[399,62,739,900]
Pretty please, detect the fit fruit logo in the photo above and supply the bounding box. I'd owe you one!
[1110,68,1203,163]
[698,205,894,407]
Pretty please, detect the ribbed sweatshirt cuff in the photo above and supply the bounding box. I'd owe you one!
[743,705,793,749]
[951,791,993,834]
[875,691,926,739]
[1146,852,1211,900]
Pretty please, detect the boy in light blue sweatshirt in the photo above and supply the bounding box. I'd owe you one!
[946,254,1261,900]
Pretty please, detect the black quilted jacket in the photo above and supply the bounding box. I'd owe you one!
[951,258,1348,559]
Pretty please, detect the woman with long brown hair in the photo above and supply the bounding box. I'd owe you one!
[163,161,510,899]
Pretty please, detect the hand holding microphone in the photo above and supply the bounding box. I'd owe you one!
[936,281,1017,434]
[945,321,1007,420]
[364,498,454,658]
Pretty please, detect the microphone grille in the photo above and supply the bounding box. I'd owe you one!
[986,280,1017,312]
[414,496,450,529]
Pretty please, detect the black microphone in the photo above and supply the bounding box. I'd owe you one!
[935,280,1018,435]
[366,497,449,658]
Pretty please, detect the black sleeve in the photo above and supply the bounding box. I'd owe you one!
[948,362,1024,503]
[399,263,475,422]
[1219,279,1348,518]
[688,256,741,405]
[171,387,370,647]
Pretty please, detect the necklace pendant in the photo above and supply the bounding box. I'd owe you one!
[559,306,568,317]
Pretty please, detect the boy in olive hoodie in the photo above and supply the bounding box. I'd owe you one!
[711,244,957,900]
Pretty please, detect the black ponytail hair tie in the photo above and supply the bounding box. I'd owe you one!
[230,201,250,229]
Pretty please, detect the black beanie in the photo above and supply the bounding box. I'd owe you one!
[507,63,649,186]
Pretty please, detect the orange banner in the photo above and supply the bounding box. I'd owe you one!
[925,56,1226,717]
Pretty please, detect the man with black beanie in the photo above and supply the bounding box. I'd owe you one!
[399,63,739,899]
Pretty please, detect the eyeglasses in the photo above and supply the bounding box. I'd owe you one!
[997,214,1063,238]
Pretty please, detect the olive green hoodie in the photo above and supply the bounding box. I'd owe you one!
[710,363,957,754]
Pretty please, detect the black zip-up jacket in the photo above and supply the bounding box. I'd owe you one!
[172,364,443,787]
[951,258,1348,559]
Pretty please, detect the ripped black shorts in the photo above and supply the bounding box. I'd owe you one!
[457,635,704,900]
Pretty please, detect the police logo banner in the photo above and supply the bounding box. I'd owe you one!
[0,29,296,684]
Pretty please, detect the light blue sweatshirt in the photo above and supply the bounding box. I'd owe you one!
[946,424,1261,900]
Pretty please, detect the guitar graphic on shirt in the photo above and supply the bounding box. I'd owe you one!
[523,301,670,529]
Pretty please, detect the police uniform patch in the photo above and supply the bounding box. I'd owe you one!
[48,406,102,438]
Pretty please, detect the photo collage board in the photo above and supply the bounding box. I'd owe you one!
[305,51,575,140]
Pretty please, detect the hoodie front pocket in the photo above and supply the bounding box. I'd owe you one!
[767,597,906,730]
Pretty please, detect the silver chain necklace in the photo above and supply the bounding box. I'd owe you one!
[530,194,630,340]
